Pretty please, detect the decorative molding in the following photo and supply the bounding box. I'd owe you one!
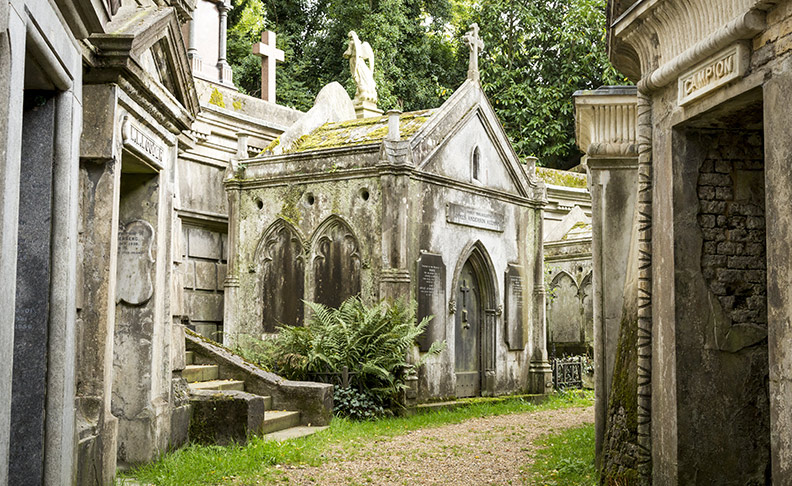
[678,43,749,106]
[611,0,765,92]
[574,87,638,158]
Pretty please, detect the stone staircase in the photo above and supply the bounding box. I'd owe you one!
[183,337,332,444]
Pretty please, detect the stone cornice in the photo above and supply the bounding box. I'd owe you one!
[611,0,769,90]
[574,87,638,158]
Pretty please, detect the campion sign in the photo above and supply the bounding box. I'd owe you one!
[678,43,748,106]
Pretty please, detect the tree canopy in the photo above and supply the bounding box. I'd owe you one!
[226,0,625,168]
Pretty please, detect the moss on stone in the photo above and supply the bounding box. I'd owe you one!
[263,137,280,153]
[232,99,243,111]
[280,110,434,154]
[536,167,588,189]
[279,184,305,225]
[209,88,225,108]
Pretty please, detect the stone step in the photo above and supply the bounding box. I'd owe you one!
[188,379,245,391]
[260,410,301,435]
[184,364,218,382]
[262,425,328,442]
[185,351,194,365]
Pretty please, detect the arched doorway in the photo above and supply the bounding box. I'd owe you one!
[455,260,483,397]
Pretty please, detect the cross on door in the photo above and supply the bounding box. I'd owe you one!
[460,279,471,329]
[252,31,284,103]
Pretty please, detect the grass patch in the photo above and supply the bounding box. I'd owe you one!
[522,422,596,486]
[124,390,593,485]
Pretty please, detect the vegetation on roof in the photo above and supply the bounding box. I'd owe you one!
[536,167,588,189]
[279,110,433,154]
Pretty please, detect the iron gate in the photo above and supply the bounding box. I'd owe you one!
[552,357,583,390]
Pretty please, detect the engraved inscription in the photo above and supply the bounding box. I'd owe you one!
[446,203,505,232]
[122,116,165,167]
[678,44,748,106]
[504,264,525,350]
[417,252,446,352]
[116,220,155,305]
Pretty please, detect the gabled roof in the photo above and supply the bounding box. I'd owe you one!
[85,5,199,131]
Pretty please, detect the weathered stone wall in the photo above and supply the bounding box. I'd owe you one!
[697,132,766,330]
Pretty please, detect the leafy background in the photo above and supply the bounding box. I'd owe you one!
[227,0,627,169]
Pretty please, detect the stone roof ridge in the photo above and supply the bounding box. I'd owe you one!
[545,205,592,243]
[536,167,589,190]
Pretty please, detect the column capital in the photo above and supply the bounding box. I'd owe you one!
[574,86,639,159]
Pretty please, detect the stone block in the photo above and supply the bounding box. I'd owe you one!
[699,173,732,187]
[715,187,734,199]
[717,242,744,255]
[700,201,727,214]
[698,215,716,228]
[170,404,192,450]
[702,255,727,267]
[182,261,196,290]
[221,233,228,261]
[172,324,187,372]
[746,217,765,230]
[194,261,217,291]
[698,186,715,200]
[194,323,220,341]
[185,292,224,322]
[217,264,227,290]
[188,227,222,260]
[189,390,268,445]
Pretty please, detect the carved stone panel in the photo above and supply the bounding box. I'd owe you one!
[116,220,155,305]
[416,252,446,352]
[260,222,305,332]
[504,264,525,350]
[313,219,361,309]
[548,272,581,343]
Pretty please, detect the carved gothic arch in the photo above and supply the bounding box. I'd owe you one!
[549,270,578,291]
[253,218,307,332]
[449,240,499,314]
[308,215,362,308]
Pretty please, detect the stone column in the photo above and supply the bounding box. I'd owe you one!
[529,210,552,393]
[764,65,792,484]
[216,1,233,85]
[573,86,639,465]
[222,174,242,347]
[186,17,201,73]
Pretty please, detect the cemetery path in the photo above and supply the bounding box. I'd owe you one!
[275,404,594,485]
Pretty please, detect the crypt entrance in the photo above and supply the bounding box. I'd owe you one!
[453,244,497,398]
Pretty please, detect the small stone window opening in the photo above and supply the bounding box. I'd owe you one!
[472,147,481,182]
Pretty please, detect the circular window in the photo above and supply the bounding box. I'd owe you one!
[255,198,264,210]
[305,192,315,205]
[360,188,370,201]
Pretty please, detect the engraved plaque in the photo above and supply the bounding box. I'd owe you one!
[116,220,155,305]
[504,264,525,350]
[416,252,446,352]
[446,203,505,232]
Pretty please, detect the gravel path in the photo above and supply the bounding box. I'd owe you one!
[275,405,594,486]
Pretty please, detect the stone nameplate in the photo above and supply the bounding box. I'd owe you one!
[504,264,525,350]
[122,116,165,169]
[446,203,505,232]
[116,220,155,305]
[416,252,446,352]
[678,43,748,106]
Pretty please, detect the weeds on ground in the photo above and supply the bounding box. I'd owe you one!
[124,390,593,486]
[522,422,596,486]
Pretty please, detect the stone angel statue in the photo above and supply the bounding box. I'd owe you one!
[343,31,377,103]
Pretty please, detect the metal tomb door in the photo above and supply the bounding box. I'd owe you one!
[455,260,482,397]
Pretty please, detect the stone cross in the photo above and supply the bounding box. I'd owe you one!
[463,23,484,82]
[252,31,284,103]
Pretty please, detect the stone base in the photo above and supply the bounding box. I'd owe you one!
[189,390,267,445]
[528,360,553,394]
[354,100,383,119]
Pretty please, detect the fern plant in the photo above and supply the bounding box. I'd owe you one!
[245,297,445,410]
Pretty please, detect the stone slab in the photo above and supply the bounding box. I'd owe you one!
[262,425,328,441]
[187,227,222,260]
[504,264,525,350]
[416,252,446,352]
[194,261,217,291]
[446,203,505,232]
[185,292,224,322]
[116,220,155,305]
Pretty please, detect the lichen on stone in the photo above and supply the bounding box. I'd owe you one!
[279,184,305,225]
[536,167,587,189]
[279,109,435,154]
[209,88,225,108]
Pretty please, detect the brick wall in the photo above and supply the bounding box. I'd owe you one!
[697,132,766,328]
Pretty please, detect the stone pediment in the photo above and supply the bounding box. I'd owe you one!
[411,81,542,202]
[86,5,199,131]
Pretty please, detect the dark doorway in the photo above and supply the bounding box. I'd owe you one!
[455,260,482,397]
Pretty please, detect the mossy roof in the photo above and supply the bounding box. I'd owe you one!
[279,109,435,154]
[536,167,588,189]
[562,220,592,240]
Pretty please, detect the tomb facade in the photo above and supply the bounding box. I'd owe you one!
[588,1,792,483]
[224,48,552,398]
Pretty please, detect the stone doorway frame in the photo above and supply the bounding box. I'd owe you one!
[450,241,498,396]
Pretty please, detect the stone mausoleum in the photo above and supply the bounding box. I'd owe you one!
[224,37,552,400]
[580,0,792,483]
